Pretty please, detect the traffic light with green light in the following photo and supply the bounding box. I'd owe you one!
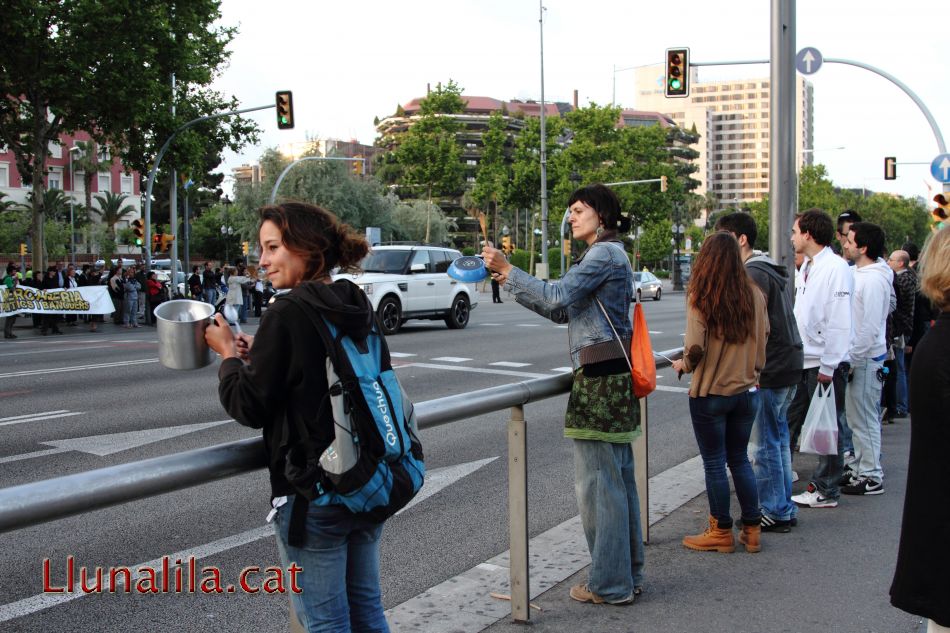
[276,91,294,129]
[665,48,690,98]
[131,219,144,246]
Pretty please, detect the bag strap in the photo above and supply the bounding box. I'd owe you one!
[594,297,632,372]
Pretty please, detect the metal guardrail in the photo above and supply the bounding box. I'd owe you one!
[0,347,682,624]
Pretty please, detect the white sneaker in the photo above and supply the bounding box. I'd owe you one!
[791,484,838,508]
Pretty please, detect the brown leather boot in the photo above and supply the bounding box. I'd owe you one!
[683,516,735,553]
[738,523,761,553]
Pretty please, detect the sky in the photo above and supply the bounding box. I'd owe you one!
[212,0,950,202]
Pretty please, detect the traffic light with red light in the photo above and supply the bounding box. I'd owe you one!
[276,91,294,129]
[153,233,163,252]
[665,48,690,98]
[131,219,144,246]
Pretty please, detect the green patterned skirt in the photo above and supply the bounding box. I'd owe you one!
[564,368,641,443]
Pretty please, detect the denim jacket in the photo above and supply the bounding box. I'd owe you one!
[504,239,633,368]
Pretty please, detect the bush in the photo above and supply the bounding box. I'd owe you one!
[509,248,537,272]
[461,247,476,256]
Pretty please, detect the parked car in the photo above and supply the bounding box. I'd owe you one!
[333,245,479,335]
[633,271,662,301]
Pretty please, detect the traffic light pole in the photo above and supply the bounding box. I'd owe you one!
[142,103,275,272]
[268,156,365,205]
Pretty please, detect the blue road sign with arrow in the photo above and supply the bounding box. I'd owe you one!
[931,154,950,183]
[796,47,823,75]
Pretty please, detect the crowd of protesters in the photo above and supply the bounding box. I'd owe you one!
[1,259,271,337]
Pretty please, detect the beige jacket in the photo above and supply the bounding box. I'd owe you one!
[681,286,769,397]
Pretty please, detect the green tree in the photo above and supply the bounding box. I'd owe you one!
[70,140,113,215]
[90,192,136,239]
[390,201,457,244]
[392,81,466,240]
[638,219,673,270]
[0,0,258,270]
[471,111,510,241]
[231,148,403,246]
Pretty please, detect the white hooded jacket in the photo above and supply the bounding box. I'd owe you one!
[794,246,853,376]
[850,258,893,360]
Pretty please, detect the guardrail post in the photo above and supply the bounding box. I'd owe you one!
[508,404,530,623]
[634,396,649,543]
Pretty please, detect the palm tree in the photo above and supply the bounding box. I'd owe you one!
[71,140,113,214]
[26,189,71,222]
[90,192,136,239]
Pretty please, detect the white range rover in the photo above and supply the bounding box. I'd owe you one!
[334,245,479,335]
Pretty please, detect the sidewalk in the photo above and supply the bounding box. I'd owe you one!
[479,418,923,633]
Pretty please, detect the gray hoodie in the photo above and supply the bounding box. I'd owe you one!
[746,254,804,388]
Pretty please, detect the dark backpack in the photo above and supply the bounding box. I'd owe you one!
[281,296,425,546]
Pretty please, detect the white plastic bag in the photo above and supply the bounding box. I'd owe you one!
[799,383,838,455]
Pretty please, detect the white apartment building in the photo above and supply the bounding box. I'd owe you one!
[635,64,814,213]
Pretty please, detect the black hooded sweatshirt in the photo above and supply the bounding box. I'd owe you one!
[217,279,374,500]
[745,255,804,389]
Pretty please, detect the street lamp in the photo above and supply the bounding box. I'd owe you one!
[68,145,83,267]
[221,195,234,265]
[671,208,686,291]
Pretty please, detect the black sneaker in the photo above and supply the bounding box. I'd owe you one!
[838,469,858,487]
[760,515,792,533]
[841,477,884,496]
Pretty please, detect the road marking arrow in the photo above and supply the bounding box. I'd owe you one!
[0,420,233,464]
[397,457,498,515]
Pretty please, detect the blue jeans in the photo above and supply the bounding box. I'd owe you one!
[204,288,218,305]
[123,299,138,325]
[573,440,645,600]
[894,347,908,415]
[689,390,761,526]
[846,358,884,481]
[750,385,797,521]
[274,499,389,633]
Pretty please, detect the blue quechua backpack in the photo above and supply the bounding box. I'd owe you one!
[282,297,425,545]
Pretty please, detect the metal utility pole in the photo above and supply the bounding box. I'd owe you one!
[538,0,549,279]
[169,74,179,291]
[769,0,797,277]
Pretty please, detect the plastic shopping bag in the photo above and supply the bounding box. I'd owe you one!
[799,383,838,455]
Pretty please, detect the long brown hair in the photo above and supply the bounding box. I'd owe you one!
[687,231,757,344]
[259,202,369,281]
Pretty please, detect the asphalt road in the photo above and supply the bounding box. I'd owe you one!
[0,286,692,632]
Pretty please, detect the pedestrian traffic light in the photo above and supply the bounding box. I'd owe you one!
[352,157,363,176]
[153,233,163,252]
[19,243,27,256]
[665,48,690,98]
[242,241,249,256]
[276,90,294,129]
[131,219,144,246]
[884,157,897,181]
[660,175,668,192]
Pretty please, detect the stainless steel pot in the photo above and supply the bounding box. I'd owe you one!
[154,300,216,370]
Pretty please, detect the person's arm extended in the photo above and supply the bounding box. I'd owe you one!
[504,244,617,314]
